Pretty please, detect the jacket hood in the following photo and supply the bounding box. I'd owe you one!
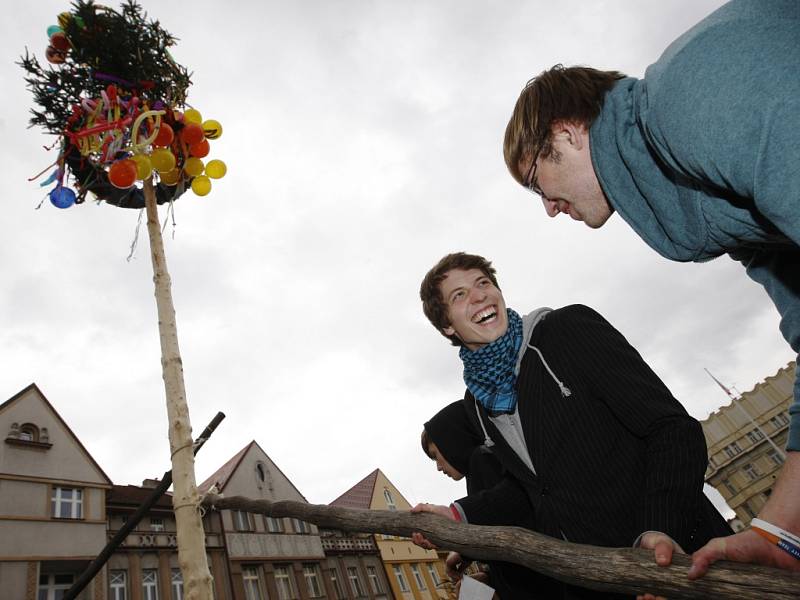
[424,400,484,476]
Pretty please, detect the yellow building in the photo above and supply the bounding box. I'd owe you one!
[330,469,453,600]
[701,362,794,525]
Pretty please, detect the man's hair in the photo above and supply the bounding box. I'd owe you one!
[503,65,626,184]
[419,252,499,347]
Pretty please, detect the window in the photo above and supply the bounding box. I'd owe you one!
[722,477,737,494]
[142,570,159,600]
[770,413,789,428]
[426,564,441,587]
[242,566,263,600]
[724,441,743,458]
[768,448,785,466]
[233,510,254,532]
[293,518,310,534]
[256,463,266,482]
[274,565,295,600]
[171,569,183,600]
[330,569,344,600]
[110,570,128,600]
[303,564,322,597]
[38,573,74,600]
[383,489,397,511]
[366,566,383,594]
[742,463,760,481]
[393,565,410,593]
[347,567,365,597]
[52,487,83,519]
[20,423,39,441]
[151,518,165,532]
[411,564,427,590]
[746,429,765,443]
[267,516,284,533]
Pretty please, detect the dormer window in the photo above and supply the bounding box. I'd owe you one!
[6,422,52,450]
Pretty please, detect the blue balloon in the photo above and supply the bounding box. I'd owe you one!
[46,25,62,37]
[49,186,76,209]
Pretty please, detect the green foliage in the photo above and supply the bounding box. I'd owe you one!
[19,0,192,136]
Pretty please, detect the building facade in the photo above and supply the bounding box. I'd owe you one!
[105,481,231,600]
[330,470,452,600]
[0,384,113,600]
[701,362,795,525]
[1,385,392,600]
[198,441,392,600]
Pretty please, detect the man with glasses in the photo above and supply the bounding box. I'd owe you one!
[502,0,800,580]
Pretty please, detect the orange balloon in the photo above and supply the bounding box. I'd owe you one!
[108,159,138,189]
[180,123,204,145]
[189,139,210,158]
[153,123,174,147]
[160,168,181,186]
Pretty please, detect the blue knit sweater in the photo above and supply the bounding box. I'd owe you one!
[589,0,800,449]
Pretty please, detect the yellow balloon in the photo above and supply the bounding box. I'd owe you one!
[184,108,203,124]
[202,119,223,140]
[205,159,227,179]
[150,148,176,173]
[160,168,181,186]
[132,154,152,180]
[191,175,212,196]
[184,157,205,178]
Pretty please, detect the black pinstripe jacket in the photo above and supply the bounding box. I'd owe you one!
[457,304,730,553]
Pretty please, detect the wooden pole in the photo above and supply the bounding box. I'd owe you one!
[203,495,800,600]
[144,179,213,600]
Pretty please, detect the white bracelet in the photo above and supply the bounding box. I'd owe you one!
[751,518,800,547]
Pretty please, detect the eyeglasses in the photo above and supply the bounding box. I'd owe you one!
[523,150,543,197]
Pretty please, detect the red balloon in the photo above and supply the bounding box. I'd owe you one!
[45,46,66,64]
[50,32,70,51]
[189,139,210,158]
[153,123,174,147]
[108,159,138,189]
[180,123,204,145]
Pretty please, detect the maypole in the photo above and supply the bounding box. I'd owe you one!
[20,2,227,597]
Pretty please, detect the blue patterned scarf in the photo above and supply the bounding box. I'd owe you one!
[460,309,523,414]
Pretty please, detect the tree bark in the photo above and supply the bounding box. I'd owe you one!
[203,494,800,600]
[144,179,213,600]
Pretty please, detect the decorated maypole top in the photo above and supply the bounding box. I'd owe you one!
[21,0,226,210]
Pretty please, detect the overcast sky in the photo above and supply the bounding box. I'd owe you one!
[1,1,793,519]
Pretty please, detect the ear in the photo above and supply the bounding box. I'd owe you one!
[443,325,455,336]
[551,120,589,151]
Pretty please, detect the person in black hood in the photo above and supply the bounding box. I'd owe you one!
[422,401,563,599]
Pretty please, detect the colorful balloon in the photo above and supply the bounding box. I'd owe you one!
[189,139,210,158]
[108,159,138,189]
[205,159,227,179]
[49,185,76,209]
[184,157,204,177]
[50,31,70,51]
[46,25,62,37]
[191,175,211,196]
[150,148,177,173]
[159,168,181,185]
[180,123,204,145]
[45,46,66,64]
[131,154,153,180]
[152,122,174,147]
[202,119,222,139]
[183,108,202,124]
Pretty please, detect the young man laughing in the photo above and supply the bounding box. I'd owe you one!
[413,252,730,599]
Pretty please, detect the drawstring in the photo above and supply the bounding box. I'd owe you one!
[473,343,571,448]
[527,344,572,397]
[473,399,495,448]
